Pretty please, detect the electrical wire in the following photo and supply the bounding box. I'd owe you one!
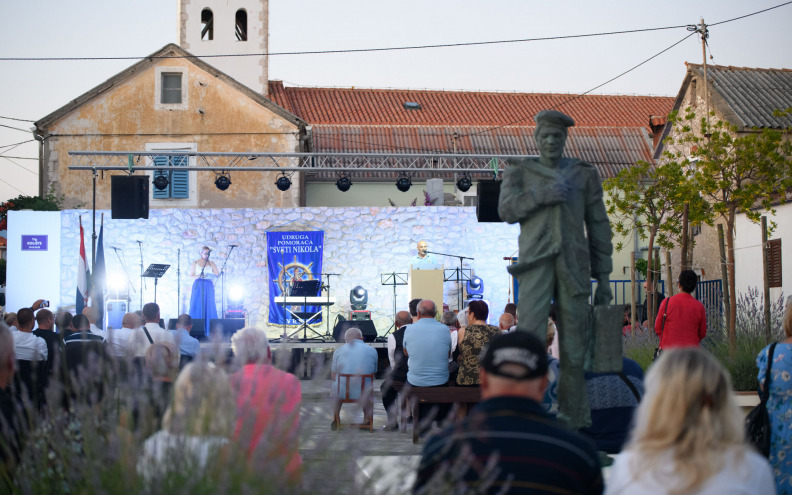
[0,123,31,133]
[0,139,35,150]
[0,174,29,195]
[710,0,792,26]
[0,115,35,123]
[0,155,37,160]
[0,24,691,62]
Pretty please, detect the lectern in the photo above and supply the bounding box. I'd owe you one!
[409,266,444,307]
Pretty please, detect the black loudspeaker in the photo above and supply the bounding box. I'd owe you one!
[333,320,378,343]
[210,318,245,337]
[111,175,149,219]
[476,179,502,222]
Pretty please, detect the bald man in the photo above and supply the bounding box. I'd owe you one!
[106,313,139,358]
[410,240,439,268]
[33,309,64,382]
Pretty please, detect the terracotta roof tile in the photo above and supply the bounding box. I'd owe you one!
[269,83,674,130]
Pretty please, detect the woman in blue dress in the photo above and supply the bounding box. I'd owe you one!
[757,298,792,495]
[188,246,219,336]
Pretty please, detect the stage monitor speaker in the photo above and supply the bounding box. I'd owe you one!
[104,299,128,330]
[333,320,378,343]
[111,175,149,219]
[476,179,502,223]
[210,318,245,338]
[187,319,206,339]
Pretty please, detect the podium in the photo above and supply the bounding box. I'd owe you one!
[409,268,444,307]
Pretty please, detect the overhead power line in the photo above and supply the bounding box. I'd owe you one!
[0,155,37,160]
[0,115,35,123]
[710,0,792,26]
[0,24,690,62]
[0,123,31,133]
[0,139,35,150]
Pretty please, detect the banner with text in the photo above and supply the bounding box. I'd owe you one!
[267,231,324,326]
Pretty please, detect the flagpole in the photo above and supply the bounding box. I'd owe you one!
[91,168,97,271]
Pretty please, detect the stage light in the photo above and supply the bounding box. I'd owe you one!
[466,276,484,299]
[153,174,169,191]
[456,174,472,192]
[395,175,412,192]
[350,286,368,310]
[276,174,292,191]
[214,171,232,191]
[228,285,244,303]
[336,176,352,192]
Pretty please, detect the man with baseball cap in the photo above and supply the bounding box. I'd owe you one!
[414,331,603,494]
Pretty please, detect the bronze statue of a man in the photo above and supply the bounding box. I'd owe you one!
[498,110,613,429]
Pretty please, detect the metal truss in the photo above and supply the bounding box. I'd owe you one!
[68,151,536,175]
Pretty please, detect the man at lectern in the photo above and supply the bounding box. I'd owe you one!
[411,240,440,269]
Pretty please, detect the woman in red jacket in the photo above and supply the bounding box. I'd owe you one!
[654,270,707,349]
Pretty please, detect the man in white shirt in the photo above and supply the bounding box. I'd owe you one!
[127,303,175,358]
[170,314,201,359]
[105,313,139,358]
[12,308,47,362]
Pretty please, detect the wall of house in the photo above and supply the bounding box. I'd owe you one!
[41,57,300,211]
[734,204,791,301]
[179,0,269,96]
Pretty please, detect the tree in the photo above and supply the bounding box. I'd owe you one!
[0,192,62,231]
[663,109,792,349]
[604,160,709,331]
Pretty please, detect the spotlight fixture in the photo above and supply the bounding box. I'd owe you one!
[275,174,292,191]
[456,174,472,192]
[336,175,352,192]
[350,286,368,310]
[395,175,412,192]
[153,174,170,191]
[466,276,484,300]
[214,171,232,191]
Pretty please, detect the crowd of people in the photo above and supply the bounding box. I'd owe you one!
[1,281,790,494]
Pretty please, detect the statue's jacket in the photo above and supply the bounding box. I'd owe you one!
[497,157,613,297]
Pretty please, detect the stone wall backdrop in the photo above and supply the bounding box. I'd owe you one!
[61,207,520,337]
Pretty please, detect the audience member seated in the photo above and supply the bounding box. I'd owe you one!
[106,313,137,359]
[580,357,643,453]
[441,311,460,382]
[12,308,47,362]
[606,348,774,494]
[408,298,421,323]
[498,312,515,333]
[55,311,73,336]
[82,306,106,338]
[403,300,452,427]
[137,362,235,483]
[63,314,110,405]
[139,342,179,435]
[456,300,500,386]
[4,313,17,332]
[127,303,176,358]
[503,302,518,331]
[542,319,560,417]
[0,322,27,478]
[169,314,201,366]
[230,327,302,479]
[414,332,603,494]
[33,308,64,395]
[331,327,378,429]
[381,310,413,431]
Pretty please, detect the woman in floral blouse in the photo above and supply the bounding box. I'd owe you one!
[757,298,792,495]
[455,300,501,386]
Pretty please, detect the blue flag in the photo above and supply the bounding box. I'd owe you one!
[93,219,106,329]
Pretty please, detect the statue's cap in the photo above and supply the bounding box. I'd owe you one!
[534,110,575,129]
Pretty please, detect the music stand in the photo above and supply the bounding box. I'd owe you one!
[143,264,170,304]
[381,272,408,334]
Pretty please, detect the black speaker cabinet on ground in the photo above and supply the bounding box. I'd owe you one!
[111,175,150,219]
[210,318,245,338]
[476,179,502,222]
[333,320,378,343]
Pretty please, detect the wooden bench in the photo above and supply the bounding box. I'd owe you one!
[397,383,481,443]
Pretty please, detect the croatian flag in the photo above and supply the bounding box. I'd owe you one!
[76,218,89,315]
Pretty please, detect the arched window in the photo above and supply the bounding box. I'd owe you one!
[201,8,214,41]
[235,9,248,41]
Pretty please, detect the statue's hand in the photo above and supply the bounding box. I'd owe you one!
[542,181,569,205]
[594,278,612,306]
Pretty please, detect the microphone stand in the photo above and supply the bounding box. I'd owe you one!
[426,250,474,311]
[137,241,144,309]
[198,250,210,337]
[214,245,236,318]
[321,273,340,338]
[177,248,181,317]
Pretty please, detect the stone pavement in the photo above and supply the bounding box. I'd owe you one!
[297,378,422,494]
